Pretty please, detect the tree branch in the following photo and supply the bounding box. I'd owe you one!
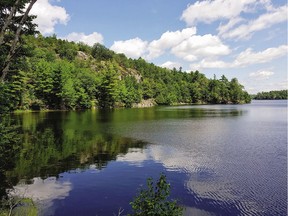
[0,0,37,82]
[0,0,21,46]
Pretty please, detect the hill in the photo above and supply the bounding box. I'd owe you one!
[0,35,251,112]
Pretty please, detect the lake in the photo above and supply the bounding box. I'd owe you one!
[2,100,287,215]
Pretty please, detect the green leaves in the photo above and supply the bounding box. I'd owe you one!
[0,34,252,112]
[96,63,121,108]
[254,90,287,100]
[129,174,183,216]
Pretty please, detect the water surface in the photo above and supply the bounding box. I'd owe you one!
[2,100,287,215]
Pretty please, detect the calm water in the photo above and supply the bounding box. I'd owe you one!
[2,100,287,215]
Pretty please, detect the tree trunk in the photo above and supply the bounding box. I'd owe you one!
[0,0,21,46]
[0,0,37,82]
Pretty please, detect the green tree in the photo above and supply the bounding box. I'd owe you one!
[229,78,244,104]
[91,43,113,61]
[129,174,183,216]
[141,78,155,100]
[56,40,78,61]
[219,75,230,104]
[120,76,141,107]
[0,0,38,82]
[254,90,287,100]
[208,77,221,104]
[96,63,121,108]
[32,59,55,108]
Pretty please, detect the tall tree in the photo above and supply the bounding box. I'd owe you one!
[0,0,38,82]
[96,63,121,108]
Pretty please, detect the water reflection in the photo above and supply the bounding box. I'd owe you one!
[1,102,286,216]
[13,177,72,215]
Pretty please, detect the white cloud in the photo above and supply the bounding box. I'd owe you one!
[110,28,198,60]
[109,29,230,63]
[30,0,70,35]
[218,17,245,36]
[64,32,104,46]
[160,61,182,70]
[171,34,231,62]
[234,45,288,67]
[249,70,274,79]
[147,27,197,59]
[220,5,288,40]
[110,38,148,59]
[190,59,231,70]
[190,45,288,70]
[181,0,259,26]
[110,32,231,64]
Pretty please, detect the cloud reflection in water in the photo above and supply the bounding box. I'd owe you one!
[13,177,72,215]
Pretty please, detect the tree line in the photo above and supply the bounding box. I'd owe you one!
[0,35,251,113]
[252,90,287,100]
[0,0,251,114]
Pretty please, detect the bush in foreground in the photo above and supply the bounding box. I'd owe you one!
[129,174,183,216]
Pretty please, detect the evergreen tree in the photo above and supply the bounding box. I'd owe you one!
[96,63,121,108]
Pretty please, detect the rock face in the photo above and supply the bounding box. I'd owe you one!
[132,99,156,108]
[77,51,89,60]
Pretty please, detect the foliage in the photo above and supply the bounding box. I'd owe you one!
[253,90,287,100]
[0,115,22,213]
[0,196,37,216]
[129,174,183,216]
[0,0,38,82]
[91,43,113,61]
[96,63,122,108]
[0,34,251,111]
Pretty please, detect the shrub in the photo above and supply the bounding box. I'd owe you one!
[129,174,183,216]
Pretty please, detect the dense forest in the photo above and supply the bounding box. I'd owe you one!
[0,35,251,113]
[253,90,287,100]
[0,0,251,115]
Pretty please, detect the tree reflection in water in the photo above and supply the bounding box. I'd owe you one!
[0,112,148,202]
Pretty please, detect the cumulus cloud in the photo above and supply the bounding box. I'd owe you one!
[181,0,259,26]
[249,70,274,79]
[110,28,231,63]
[64,32,104,46]
[181,0,284,41]
[30,0,70,35]
[190,44,288,70]
[111,28,197,60]
[171,34,231,62]
[160,61,182,70]
[110,38,148,59]
[234,45,288,67]
[220,5,288,40]
[147,27,197,59]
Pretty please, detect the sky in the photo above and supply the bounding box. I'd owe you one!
[29,0,287,94]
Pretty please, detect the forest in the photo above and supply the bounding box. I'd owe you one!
[253,90,287,100]
[0,35,251,113]
[0,0,251,115]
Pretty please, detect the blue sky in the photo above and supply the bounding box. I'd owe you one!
[30,0,287,94]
